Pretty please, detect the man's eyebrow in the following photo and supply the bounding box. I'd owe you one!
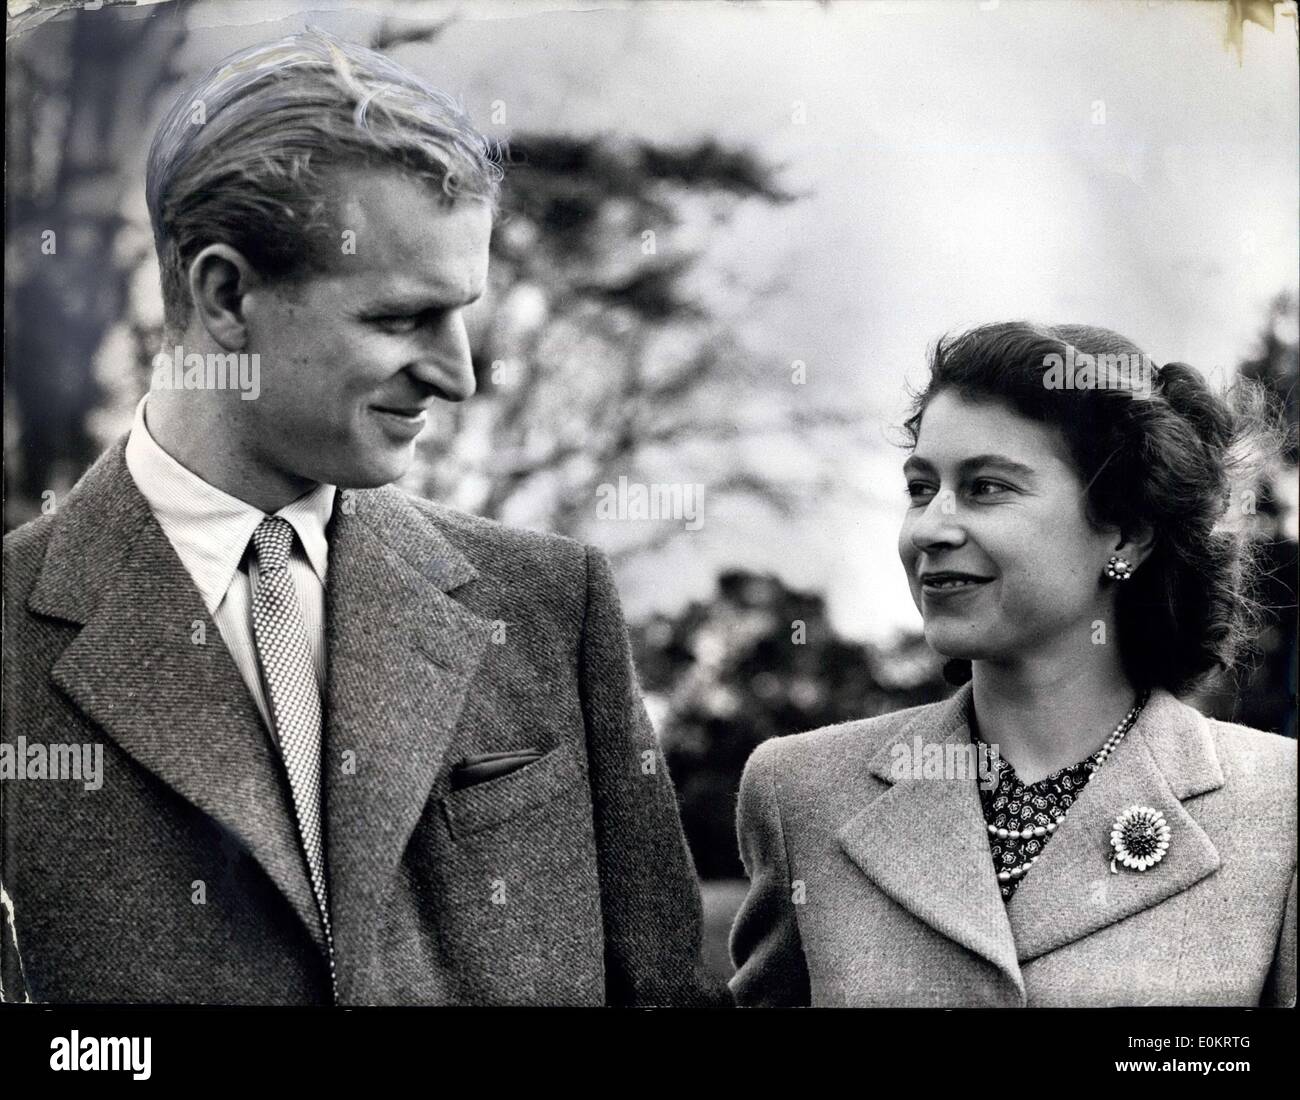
[361,287,485,312]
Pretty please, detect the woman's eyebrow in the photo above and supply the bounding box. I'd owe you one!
[959,455,1037,479]
[902,455,1037,479]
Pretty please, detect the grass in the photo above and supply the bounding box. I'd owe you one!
[699,878,749,980]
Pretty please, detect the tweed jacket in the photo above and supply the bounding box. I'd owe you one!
[1,439,728,1007]
[730,684,1297,1007]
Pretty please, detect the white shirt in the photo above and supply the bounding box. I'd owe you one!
[124,395,336,734]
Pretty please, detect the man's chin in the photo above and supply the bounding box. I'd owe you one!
[335,467,411,491]
[303,451,414,491]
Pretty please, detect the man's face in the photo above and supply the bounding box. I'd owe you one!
[238,167,492,490]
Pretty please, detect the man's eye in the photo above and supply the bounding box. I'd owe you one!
[372,314,422,334]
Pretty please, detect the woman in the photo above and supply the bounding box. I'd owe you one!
[729,322,1296,1007]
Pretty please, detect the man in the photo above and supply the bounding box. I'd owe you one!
[2,30,727,1007]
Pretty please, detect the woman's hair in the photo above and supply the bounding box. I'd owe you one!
[146,28,504,335]
[902,321,1278,697]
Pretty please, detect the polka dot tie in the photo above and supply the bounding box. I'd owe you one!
[249,517,335,993]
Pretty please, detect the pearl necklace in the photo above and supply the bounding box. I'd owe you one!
[985,691,1150,885]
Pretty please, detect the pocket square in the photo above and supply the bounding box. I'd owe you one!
[449,749,545,791]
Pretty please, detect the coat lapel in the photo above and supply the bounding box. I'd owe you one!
[29,440,328,953]
[837,685,1025,1000]
[1006,689,1223,962]
[322,487,495,1000]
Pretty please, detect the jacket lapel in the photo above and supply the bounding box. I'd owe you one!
[29,440,328,953]
[837,685,1025,1000]
[1006,689,1223,962]
[322,487,495,1000]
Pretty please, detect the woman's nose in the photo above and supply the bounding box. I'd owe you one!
[909,489,965,551]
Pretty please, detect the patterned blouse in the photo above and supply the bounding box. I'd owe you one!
[975,740,1103,900]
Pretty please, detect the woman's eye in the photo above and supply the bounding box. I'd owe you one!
[905,481,937,503]
[969,478,1011,497]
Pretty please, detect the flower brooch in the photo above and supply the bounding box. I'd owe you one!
[1109,805,1171,873]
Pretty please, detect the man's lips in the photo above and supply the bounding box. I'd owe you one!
[370,404,429,439]
[371,404,429,419]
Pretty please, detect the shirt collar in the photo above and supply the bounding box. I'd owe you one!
[124,394,336,614]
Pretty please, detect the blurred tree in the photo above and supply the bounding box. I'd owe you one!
[366,21,869,564]
[632,569,948,879]
[1198,290,1298,738]
[405,129,865,562]
[1238,290,1299,464]
[7,8,865,549]
[5,1,192,529]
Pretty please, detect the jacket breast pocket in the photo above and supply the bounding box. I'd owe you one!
[441,742,583,841]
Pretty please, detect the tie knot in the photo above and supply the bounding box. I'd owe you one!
[250,516,296,573]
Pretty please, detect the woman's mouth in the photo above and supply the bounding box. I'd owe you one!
[919,571,993,594]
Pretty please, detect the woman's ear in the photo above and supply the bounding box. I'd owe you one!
[187,244,258,351]
[1115,523,1157,571]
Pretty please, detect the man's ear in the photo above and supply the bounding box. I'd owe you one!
[187,244,259,351]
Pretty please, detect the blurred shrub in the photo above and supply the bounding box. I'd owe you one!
[632,568,949,878]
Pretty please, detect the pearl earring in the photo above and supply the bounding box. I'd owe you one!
[1104,554,1134,581]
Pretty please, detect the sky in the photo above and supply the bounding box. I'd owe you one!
[113,0,1300,639]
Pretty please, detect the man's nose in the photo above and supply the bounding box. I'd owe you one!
[408,312,477,401]
[909,489,965,552]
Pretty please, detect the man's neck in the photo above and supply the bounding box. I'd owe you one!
[143,390,316,514]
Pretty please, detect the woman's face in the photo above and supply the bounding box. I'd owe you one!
[897,390,1122,666]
